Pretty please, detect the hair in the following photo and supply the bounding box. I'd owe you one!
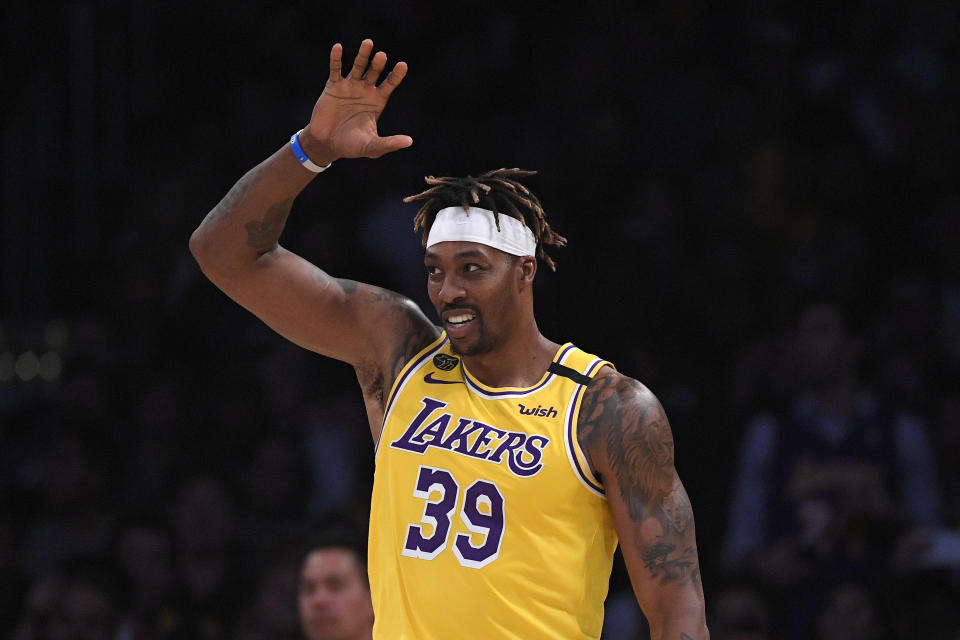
[403,168,567,271]
[298,524,368,582]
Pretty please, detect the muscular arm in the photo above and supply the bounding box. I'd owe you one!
[190,142,435,367]
[189,40,439,436]
[579,370,709,640]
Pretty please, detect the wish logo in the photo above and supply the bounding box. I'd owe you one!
[518,403,558,418]
[391,397,550,477]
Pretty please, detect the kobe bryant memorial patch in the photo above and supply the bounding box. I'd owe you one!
[433,353,459,371]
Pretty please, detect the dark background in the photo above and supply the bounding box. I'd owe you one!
[2,1,958,638]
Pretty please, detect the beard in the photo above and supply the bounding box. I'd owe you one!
[447,315,499,356]
[449,336,494,356]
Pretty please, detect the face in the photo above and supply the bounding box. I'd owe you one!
[795,303,851,388]
[424,241,533,356]
[50,584,115,640]
[117,526,174,602]
[298,549,373,640]
[173,476,232,551]
[817,584,878,640]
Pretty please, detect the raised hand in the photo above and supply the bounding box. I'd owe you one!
[303,39,413,163]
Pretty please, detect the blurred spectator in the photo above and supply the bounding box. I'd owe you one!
[22,429,115,579]
[297,528,374,640]
[167,472,241,640]
[111,516,177,640]
[816,582,886,640]
[236,546,301,640]
[723,298,941,636]
[12,572,62,640]
[237,434,309,548]
[48,561,123,640]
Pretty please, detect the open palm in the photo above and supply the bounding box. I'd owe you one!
[307,39,412,160]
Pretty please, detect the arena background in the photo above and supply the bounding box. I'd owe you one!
[2,1,958,638]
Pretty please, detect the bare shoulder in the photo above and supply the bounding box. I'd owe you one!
[577,368,675,509]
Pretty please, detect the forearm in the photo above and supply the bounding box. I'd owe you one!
[637,552,709,640]
[189,131,333,275]
[647,588,709,640]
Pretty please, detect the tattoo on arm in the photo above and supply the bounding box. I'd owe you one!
[197,164,296,256]
[335,278,358,294]
[244,197,294,252]
[323,275,439,408]
[579,374,701,587]
[341,280,438,383]
[203,165,263,225]
[579,375,674,518]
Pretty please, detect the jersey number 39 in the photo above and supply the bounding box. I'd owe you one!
[402,465,505,569]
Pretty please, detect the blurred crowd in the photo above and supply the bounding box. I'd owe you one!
[2,1,958,639]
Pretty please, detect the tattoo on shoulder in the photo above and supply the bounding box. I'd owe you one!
[579,374,674,517]
[578,372,701,587]
[387,303,439,382]
[327,277,438,407]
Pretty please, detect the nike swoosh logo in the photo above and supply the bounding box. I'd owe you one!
[423,372,463,385]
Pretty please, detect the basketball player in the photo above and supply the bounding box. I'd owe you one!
[190,39,709,639]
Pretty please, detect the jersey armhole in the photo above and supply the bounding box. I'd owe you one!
[565,359,614,498]
[374,331,448,456]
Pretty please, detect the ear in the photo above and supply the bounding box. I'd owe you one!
[517,256,537,291]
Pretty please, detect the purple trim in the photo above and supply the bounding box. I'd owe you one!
[461,344,576,398]
[375,335,448,457]
[567,358,605,494]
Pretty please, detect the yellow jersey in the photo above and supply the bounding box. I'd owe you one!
[369,333,618,639]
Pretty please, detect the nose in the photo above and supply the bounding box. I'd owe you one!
[437,274,466,305]
[308,587,333,610]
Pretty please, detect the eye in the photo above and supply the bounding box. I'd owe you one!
[464,263,482,272]
[425,265,440,276]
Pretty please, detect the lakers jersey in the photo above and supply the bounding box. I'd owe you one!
[369,333,619,639]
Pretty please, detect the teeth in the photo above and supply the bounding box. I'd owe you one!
[448,313,475,324]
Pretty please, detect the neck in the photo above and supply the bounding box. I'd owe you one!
[461,321,559,388]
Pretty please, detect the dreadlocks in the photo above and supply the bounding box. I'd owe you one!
[403,168,567,271]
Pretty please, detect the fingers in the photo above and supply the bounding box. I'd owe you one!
[378,61,408,98]
[328,43,343,83]
[363,50,387,86]
[348,38,374,80]
[345,39,405,93]
[365,134,413,159]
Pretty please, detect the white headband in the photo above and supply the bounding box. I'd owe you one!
[425,206,537,257]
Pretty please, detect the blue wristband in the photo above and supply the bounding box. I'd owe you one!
[290,129,331,173]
